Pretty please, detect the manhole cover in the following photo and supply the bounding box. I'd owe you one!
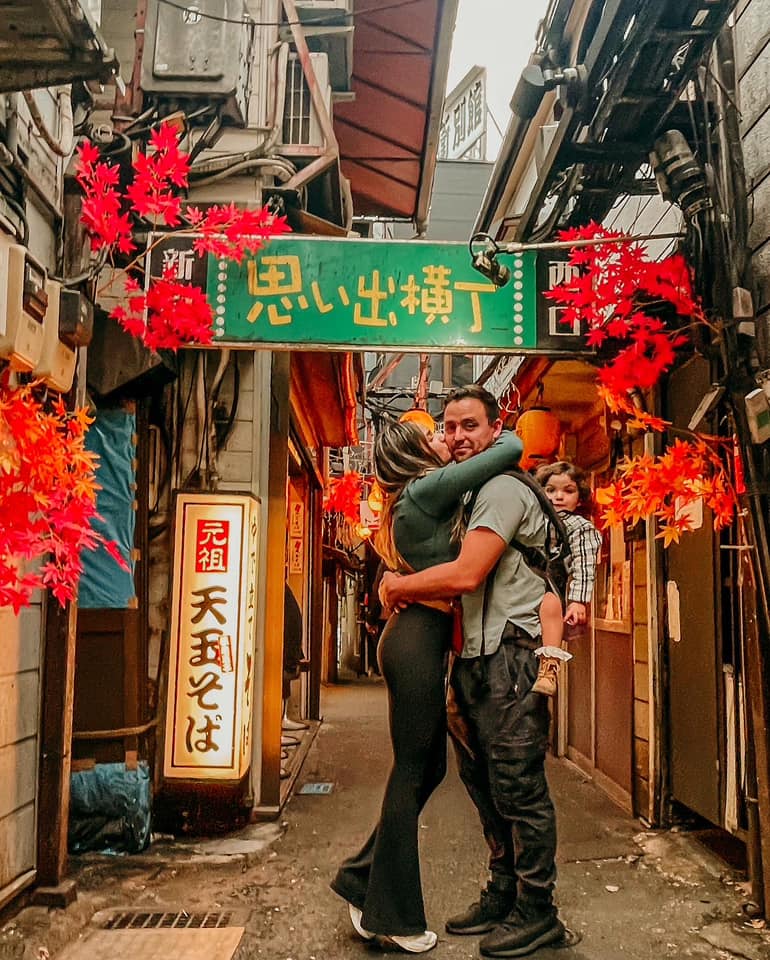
[59,909,250,960]
[298,781,334,795]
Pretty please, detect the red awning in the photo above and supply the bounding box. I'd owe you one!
[333,0,457,226]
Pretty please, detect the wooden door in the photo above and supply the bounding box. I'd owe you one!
[665,357,721,824]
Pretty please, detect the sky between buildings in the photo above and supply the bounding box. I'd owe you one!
[447,0,551,160]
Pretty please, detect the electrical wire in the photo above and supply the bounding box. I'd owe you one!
[213,353,240,453]
[174,355,198,488]
[23,87,74,158]
[157,0,427,27]
[189,157,295,185]
[50,247,108,286]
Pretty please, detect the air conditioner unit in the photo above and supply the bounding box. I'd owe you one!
[141,0,252,125]
[0,236,46,371]
[279,52,332,152]
[286,0,353,92]
[34,280,77,393]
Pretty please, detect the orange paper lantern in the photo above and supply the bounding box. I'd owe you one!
[399,408,436,433]
[515,406,561,470]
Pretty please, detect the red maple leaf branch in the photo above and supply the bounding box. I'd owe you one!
[548,224,736,541]
[0,379,128,612]
[75,122,290,350]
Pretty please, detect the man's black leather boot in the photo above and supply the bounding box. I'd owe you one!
[445,887,514,936]
[479,900,565,957]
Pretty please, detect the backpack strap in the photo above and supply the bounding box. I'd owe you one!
[471,470,570,684]
[503,469,572,566]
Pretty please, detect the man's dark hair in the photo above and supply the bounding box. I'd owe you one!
[443,384,500,424]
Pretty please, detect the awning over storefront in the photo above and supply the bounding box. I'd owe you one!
[0,0,119,92]
[333,0,458,230]
[291,352,361,448]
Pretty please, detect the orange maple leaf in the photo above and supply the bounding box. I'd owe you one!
[656,523,682,547]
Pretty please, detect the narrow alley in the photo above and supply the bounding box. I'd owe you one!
[4,681,768,960]
[5,2,770,958]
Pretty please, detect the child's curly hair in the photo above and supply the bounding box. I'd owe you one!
[534,461,594,519]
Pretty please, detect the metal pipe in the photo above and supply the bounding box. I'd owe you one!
[190,158,295,187]
[496,231,684,254]
[368,353,406,391]
[414,353,430,409]
[281,0,339,193]
[22,86,74,158]
[195,351,206,480]
[210,348,231,398]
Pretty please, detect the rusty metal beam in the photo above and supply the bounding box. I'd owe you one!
[368,353,406,391]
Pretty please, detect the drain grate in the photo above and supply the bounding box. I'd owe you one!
[101,911,237,931]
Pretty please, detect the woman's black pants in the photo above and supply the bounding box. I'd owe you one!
[331,604,450,936]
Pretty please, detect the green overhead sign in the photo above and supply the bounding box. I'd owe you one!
[150,235,590,354]
[206,237,535,351]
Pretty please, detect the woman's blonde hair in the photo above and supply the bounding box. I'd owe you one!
[373,420,444,569]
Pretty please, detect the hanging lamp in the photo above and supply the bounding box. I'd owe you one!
[515,406,561,470]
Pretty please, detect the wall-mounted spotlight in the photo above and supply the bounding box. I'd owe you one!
[651,130,711,220]
[469,233,511,288]
[510,62,586,120]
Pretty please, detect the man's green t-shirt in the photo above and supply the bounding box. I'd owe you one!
[460,473,547,657]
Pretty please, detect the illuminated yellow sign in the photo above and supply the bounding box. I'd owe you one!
[164,493,260,781]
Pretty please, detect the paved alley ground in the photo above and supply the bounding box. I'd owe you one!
[3,680,770,960]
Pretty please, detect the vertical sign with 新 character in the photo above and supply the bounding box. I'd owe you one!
[164,492,260,781]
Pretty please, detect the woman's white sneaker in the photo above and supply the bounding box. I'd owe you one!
[348,903,375,941]
[385,930,438,953]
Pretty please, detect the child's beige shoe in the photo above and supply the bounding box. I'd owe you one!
[532,656,560,697]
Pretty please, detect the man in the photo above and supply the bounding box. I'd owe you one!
[380,384,564,959]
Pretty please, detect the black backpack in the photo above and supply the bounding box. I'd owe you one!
[503,469,573,603]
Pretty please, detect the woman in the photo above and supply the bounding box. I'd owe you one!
[331,419,522,953]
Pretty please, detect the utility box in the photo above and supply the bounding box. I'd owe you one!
[0,236,46,371]
[141,0,252,125]
[34,279,77,393]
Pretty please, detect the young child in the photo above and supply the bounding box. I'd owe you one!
[532,461,603,696]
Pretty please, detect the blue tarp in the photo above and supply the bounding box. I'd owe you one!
[68,761,152,854]
[78,408,136,609]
